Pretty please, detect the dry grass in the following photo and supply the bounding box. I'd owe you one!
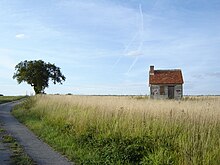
[13,95,220,164]
[35,95,220,131]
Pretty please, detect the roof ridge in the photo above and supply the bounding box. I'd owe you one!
[155,69,182,71]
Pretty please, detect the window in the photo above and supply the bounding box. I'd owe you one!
[160,86,165,95]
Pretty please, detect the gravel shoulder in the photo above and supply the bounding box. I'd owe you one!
[0,101,74,165]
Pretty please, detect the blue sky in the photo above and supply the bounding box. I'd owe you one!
[0,0,220,95]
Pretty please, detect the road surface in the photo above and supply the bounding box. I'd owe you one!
[0,101,74,165]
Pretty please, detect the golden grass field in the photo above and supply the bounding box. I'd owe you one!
[33,95,220,136]
[13,95,220,164]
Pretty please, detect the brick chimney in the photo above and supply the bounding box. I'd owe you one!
[150,65,154,75]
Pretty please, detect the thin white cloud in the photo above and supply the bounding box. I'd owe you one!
[126,50,143,57]
[15,33,26,39]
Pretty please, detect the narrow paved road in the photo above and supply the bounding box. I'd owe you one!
[0,101,74,165]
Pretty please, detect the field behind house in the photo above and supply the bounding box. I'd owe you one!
[13,95,220,164]
[0,96,27,104]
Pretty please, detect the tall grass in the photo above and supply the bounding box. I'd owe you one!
[13,95,220,164]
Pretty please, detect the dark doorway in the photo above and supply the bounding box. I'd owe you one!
[168,86,174,99]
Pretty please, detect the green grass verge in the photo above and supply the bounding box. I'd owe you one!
[0,96,27,104]
[10,140,35,165]
[0,128,35,165]
[12,97,220,165]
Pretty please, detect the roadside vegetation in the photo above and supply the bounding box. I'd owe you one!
[12,95,220,164]
[0,96,27,104]
[0,124,34,165]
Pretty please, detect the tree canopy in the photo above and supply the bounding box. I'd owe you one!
[13,60,66,94]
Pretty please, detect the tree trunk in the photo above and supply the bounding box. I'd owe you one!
[33,86,42,95]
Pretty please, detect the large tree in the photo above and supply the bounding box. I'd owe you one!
[13,60,66,94]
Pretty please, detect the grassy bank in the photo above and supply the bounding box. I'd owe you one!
[12,95,220,164]
[0,96,27,104]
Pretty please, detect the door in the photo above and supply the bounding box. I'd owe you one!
[168,86,174,99]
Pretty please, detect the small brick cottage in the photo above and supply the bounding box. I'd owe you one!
[149,66,184,99]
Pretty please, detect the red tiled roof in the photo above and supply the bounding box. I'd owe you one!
[149,70,184,84]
